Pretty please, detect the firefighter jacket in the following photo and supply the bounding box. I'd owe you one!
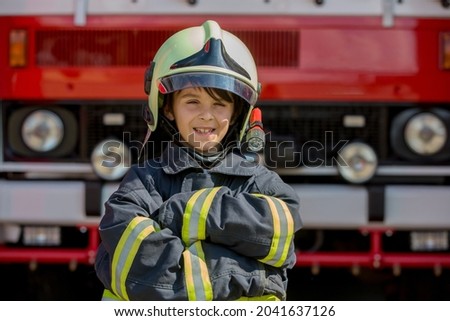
[95,143,302,300]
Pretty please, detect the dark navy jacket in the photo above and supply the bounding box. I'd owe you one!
[95,144,302,300]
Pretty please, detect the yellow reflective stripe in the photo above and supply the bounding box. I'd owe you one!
[198,187,221,240]
[254,194,294,267]
[182,187,221,245]
[182,188,221,301]
[183,241,213,301]
[182,189,207,245]
[182,249,196,300]
[195,241,213,300]
[236,294,280,301]
[276,198,295,267]
[111,216,156,300]
[255,195,281,266]
[120,225,155,300]
[102,289,122,301]
[111,217,145,299]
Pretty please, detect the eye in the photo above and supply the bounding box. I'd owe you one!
[186,99,199,104]
[213,101,227,108]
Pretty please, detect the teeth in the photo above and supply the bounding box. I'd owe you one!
[195,128,213,134]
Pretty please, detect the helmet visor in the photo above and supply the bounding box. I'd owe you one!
[158,72,258,106]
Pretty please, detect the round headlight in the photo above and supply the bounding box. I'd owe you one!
[337,142,377,183]
[21,110,64,152]
[404,112,447,156]
[91,139,131,181]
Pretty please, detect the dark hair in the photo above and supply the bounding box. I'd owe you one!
[163,87,246,124]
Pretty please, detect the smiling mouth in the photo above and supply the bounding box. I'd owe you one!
[194,128,215,135]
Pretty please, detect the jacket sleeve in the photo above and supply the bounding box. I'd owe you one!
[159,168,302,269]
[95,166,189,300]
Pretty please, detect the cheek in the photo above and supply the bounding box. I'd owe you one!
[225,112,234,126]
[172,108,187,125]
[174,111,193,136]
[219,108,234,124]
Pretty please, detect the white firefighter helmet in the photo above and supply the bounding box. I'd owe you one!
[144,20,261,133]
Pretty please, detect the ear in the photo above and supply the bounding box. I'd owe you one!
[163,105,175,121]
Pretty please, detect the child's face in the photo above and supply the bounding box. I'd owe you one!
[164,87,235,153]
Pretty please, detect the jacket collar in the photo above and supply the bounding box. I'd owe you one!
[160,143,260,176]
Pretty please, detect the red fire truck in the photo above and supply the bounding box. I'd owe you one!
[1,0,450,278]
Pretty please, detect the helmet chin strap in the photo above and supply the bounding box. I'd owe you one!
[138,103,156,162]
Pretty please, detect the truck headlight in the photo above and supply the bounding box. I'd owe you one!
[404,112,447,156]
[337,142,377,183]
[21,110,64,152]
[391,108,450,161]
[91,139,131,181]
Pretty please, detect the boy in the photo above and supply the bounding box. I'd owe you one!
[95,20,302,300]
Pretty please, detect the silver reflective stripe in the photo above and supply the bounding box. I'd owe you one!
[182,187,221,246]
[183,241,213,301]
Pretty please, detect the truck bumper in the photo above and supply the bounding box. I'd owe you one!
[0,179,118,265]
[293,184,450,229]
[0,180,118,224]
[292,184,450,270]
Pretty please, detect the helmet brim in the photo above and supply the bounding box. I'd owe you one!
[158,72,258,106]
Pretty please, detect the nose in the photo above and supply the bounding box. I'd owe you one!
[198,105,214,121]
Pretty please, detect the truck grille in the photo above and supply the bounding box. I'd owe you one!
[261,103,389,167]
[83,104,148,160]
[35,29,299,68]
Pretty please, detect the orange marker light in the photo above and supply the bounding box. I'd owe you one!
[442,32,450,70]
[10,29,27,67]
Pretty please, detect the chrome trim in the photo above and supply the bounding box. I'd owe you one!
[74,0,87,26]
[0,162,93,173]
[376,166,450,176]
[385,185,450,228]
[274,165,450,176]
[382,0,395,28]
[291,184,368,228]
[0,180,100,224]
[275,167,338,176]
[0,0,449,18]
